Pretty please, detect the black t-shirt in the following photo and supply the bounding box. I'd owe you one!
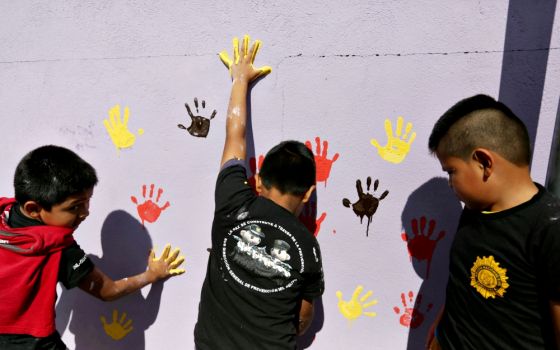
[0,204,94,349]
[438,185,560,349]
[195,162,324,350]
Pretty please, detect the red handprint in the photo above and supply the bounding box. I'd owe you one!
[393,291,433,329]
[247,155,264,194]
[298,201,326,237]
[305,137,339,187]
[131,184,170,226]
[401,216,445,279]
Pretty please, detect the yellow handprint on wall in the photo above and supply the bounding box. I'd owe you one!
[370,116,416,164]
[100,309,133,340]
[103,104,144,152]
[336,285,378,323]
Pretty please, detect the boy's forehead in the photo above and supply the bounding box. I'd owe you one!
[63,187,94,203]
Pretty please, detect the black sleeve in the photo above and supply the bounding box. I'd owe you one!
[58,242,94,289]
[537,220,560,301]
[215,160,255,215]
[301,238,325,300]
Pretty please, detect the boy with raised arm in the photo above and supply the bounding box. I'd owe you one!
[194,35,324,349]
[426,95,560,349]
[0,145,185,350]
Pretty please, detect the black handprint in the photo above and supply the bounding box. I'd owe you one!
[342,177,389,236]
[178,98,217,138]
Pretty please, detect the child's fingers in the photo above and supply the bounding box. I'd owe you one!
[250,40,261,64]
[165,248,181,264]
[257,65,272,77]
[218,51,233,69]
[169,256,185,270]
[169,268,186,276]
[243,34,249,58]
[233,37,240,64]
[155,244,171,261]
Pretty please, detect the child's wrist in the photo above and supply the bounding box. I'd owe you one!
[232,77,250,85]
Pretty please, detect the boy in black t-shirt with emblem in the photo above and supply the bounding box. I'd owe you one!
[426,95,560,349]
[194,35,324,350]
[0,145,185,349]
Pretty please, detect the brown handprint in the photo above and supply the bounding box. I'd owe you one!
[305,137,339,186]
[401,216,445,279]
[298,200,327,237]
[131,184,170,226]
[393,291,433,329]
[178,98,217,138]
[342,177,389,236]
[247,155,265,193]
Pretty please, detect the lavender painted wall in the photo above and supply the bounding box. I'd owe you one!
[1,1,559,349]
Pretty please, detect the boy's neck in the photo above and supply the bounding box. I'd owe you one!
[488,166,538,212]
[259,187,303,215]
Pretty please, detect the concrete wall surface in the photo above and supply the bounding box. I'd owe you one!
[1,1,558,349]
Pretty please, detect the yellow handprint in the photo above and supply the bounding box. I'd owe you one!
[336,285,378,323]
[100,309,133,340]
[218,34,272,78]
[103,104,144,152]
[370,116,416,164]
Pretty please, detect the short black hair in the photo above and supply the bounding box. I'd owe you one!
[14,145,98,210]
[428,94,531,165]
[259,140,315,196]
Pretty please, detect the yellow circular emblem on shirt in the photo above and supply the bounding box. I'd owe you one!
[470,256,509,299]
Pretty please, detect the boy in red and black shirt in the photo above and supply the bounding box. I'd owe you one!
[0,145,185,349]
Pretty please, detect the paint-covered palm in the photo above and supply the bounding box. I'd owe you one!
[219,34,272,82]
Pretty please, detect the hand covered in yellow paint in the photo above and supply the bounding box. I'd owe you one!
[336,285,378,322]
[103,105,144,152]
[219,34,272,83]
[370,116,416,164]
[147,244,186,281]
[100,309,133,340]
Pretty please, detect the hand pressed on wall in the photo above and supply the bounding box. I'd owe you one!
[219,34,272,80]
[149,244,186,277]
[370,116,416,164]
[103,105,144,152]
[100,309,133,341]
[336,285,378,322]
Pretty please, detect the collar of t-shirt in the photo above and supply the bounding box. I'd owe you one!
[8,203,44,229]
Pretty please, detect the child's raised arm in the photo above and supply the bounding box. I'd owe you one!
[218,34,271,167]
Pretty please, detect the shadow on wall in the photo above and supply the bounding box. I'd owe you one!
[498,0,557,151]
[297,296,324,349]
[400,178,462,350]
[56,210,163,350]
[546,98,560,197]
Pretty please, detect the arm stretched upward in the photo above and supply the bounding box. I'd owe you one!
[218,34,271,167]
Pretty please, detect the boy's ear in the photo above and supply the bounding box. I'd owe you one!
[254,174,263,194]
[301,185,316,204]
[472,148,493,180]
[21,201,44,220]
